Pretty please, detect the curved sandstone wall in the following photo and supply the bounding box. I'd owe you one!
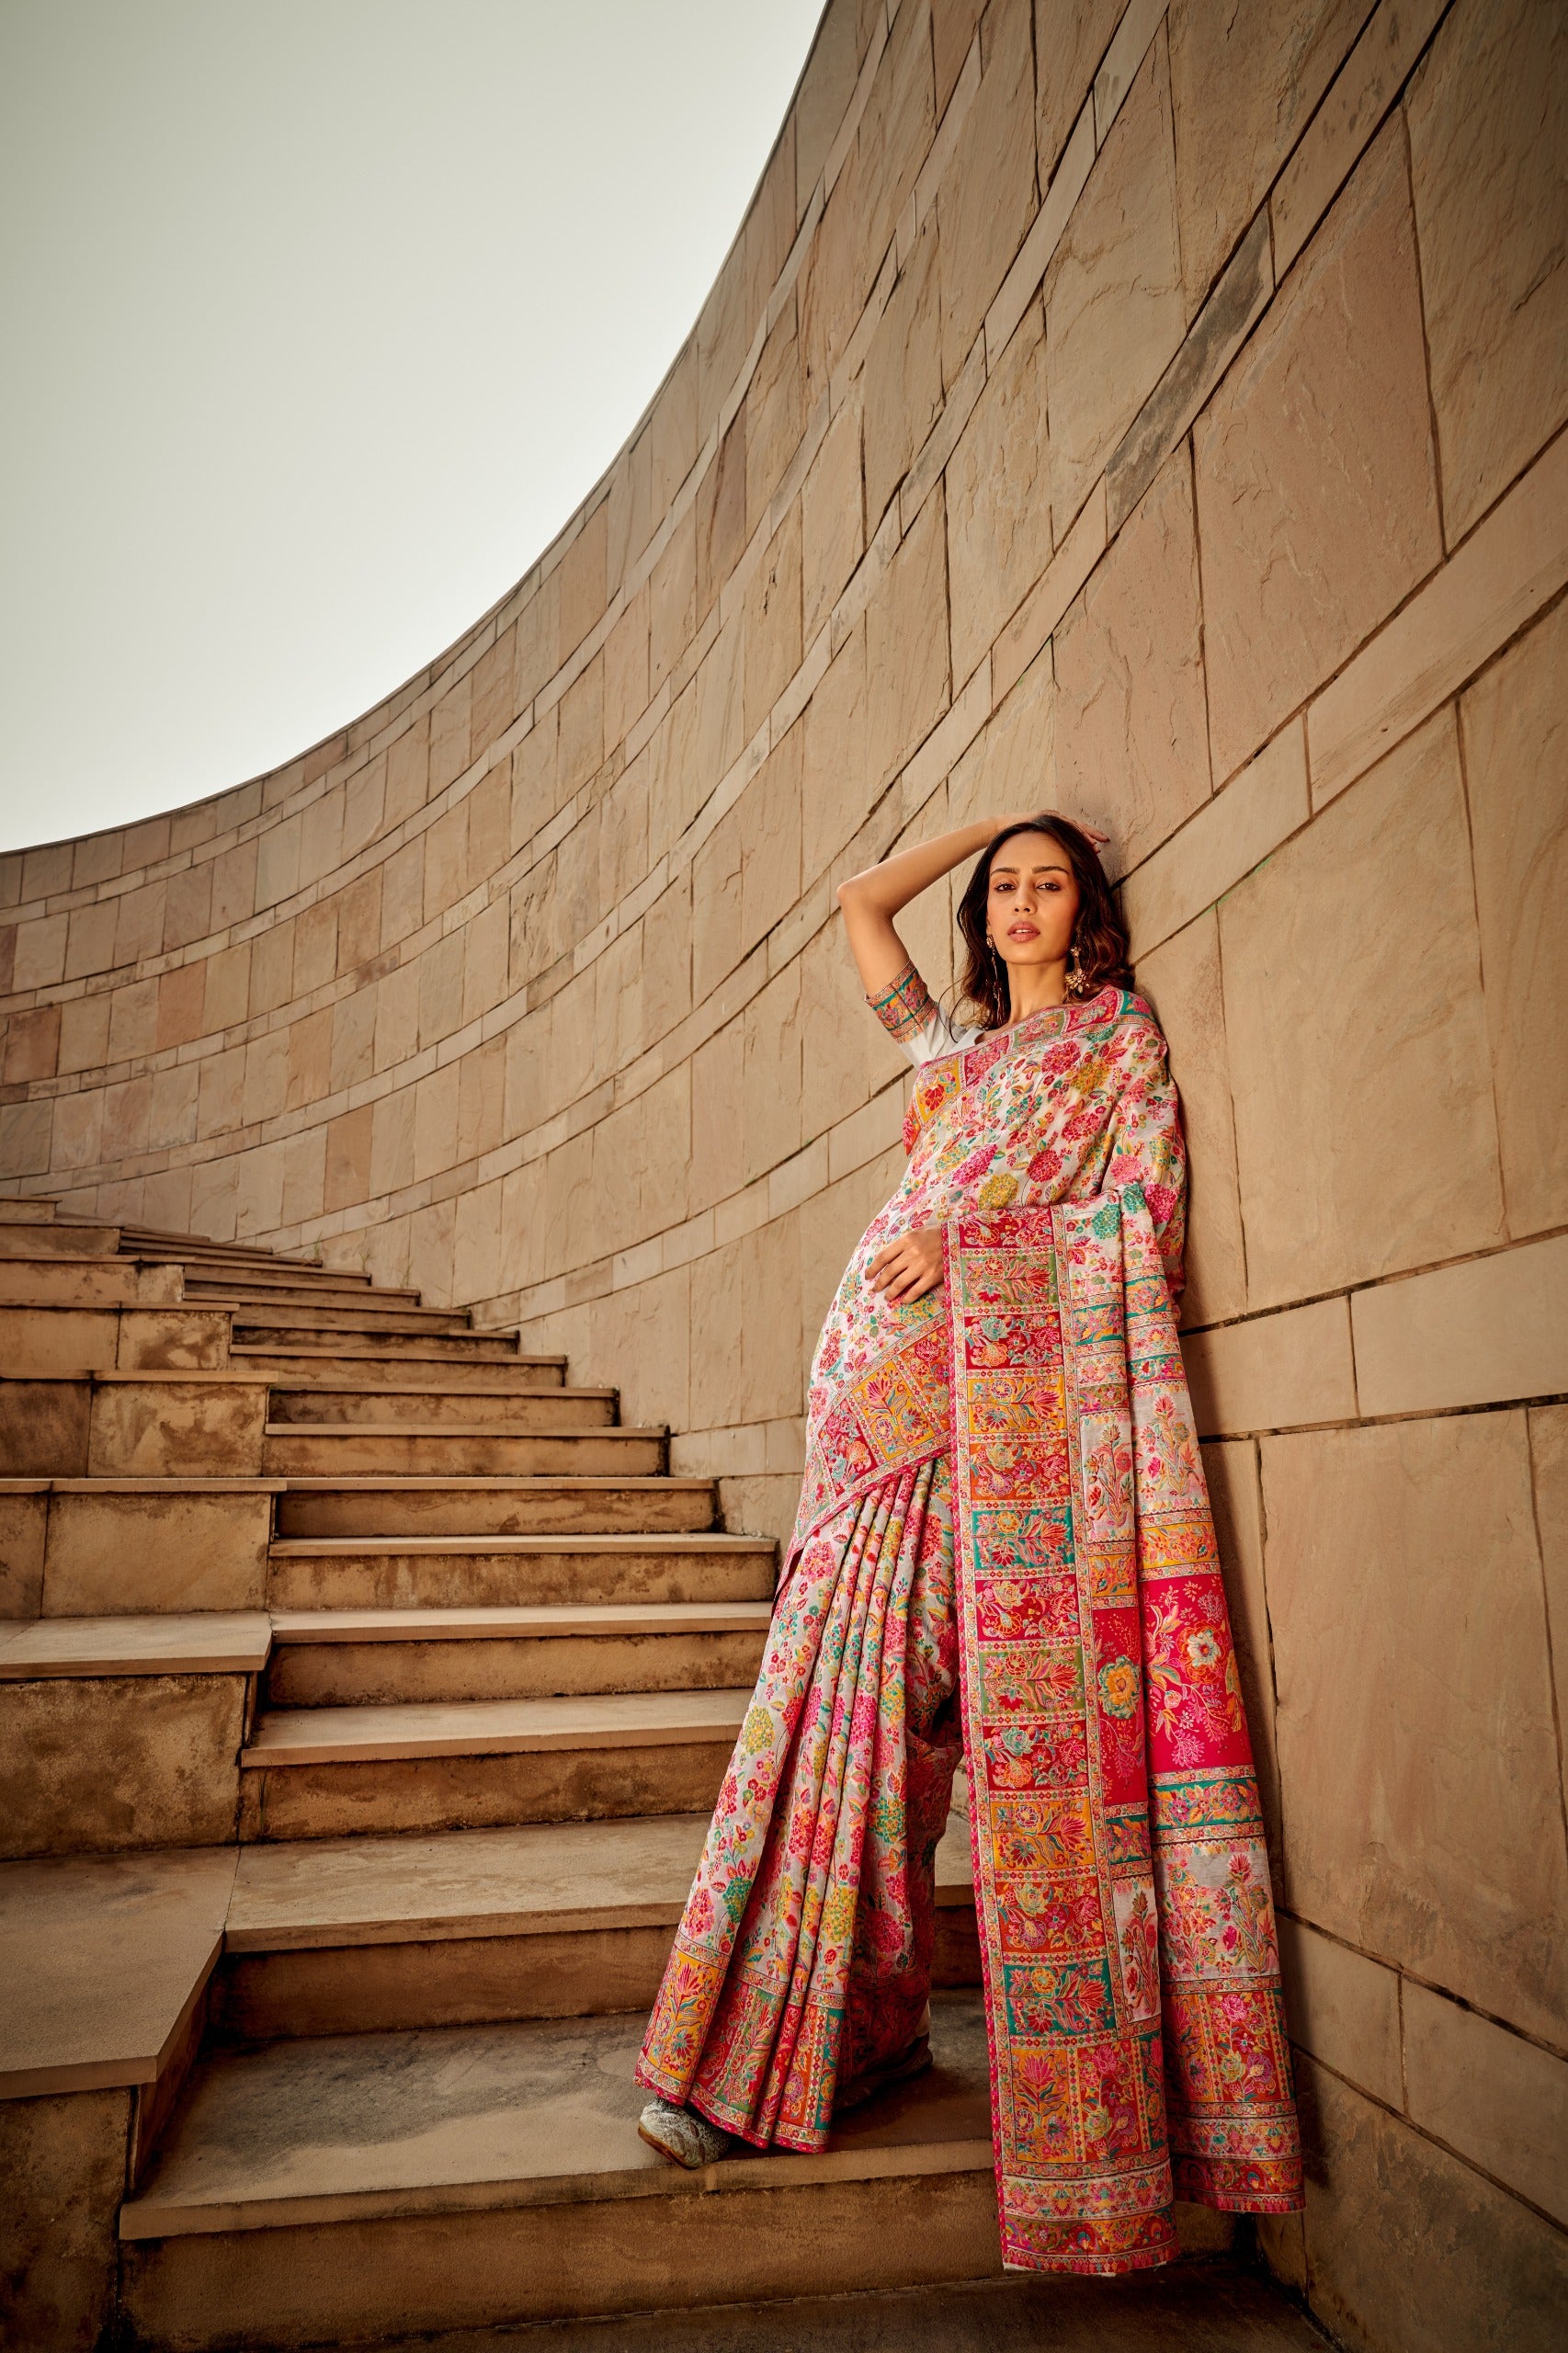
[2,2,1565,2336]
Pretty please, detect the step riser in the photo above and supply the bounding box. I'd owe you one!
[212,1909,983,2041]
[267,1391,615,1429]
[235,1328,522,1358]
[235,1353,562,1388]
[0,1225,119,1258]
[230,1307,472,1336]
[244,1743,733,1841]
[265,1631,768,1709]
[267,1552,776,1610]
[213,1923,679,2040]
[261,1435,665,1478]
[275,1493,717,1540]
[120,2171,1004,2348]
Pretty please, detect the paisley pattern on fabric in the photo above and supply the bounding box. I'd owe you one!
[636,987,1301,2275]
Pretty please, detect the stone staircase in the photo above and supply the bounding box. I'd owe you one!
[0,1196,1313,2349]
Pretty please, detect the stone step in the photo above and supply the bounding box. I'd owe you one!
[266,1534,776,1611]
[274,1476,720,1541]
[0,1259,184,1310]
[240,1686,750,1840]
[119,1226,324,1267]
[0,1198,57,1222]
[264,1600,772,1707]
[259,1425,665,1479]
[215,1813,977,2041]
[177,1262,380,1292]
[184,1279,409,1312]
[233,1346,562,1386]
[230,1323,524,1358]
[222,1301,474,1336]
[267,1383,618,1429]
[116,1995,1156,2347]
[0,1222,119,1258]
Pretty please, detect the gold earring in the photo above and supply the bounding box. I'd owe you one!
[1066,938,1085,996]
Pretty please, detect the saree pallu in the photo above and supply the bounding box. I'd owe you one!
[638,987,1302,2274]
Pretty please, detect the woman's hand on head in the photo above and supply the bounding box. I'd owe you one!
[867,1226,945,1305]
[992,808,1109,848]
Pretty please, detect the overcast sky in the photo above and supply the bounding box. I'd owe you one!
[0,0,824,851]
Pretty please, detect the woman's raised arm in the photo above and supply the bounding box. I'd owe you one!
[835,813,1038,1002]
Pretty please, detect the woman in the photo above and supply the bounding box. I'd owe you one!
[636,810,1302,2276]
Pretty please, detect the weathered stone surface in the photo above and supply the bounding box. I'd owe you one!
[1276,1914,1402,2110]
[1350,1233,1568,1421]
[1460,595,1568,1239]
[1195,122,1442,784]
[1288,2052,1568,2353]
[1403,1978,1568,2225]
[1271,0,1448,279]
[1034,0,1119,181]
[1107,209,1272,535]
[1055,447,1210,878]
[0,2086,130,2352]
[1530,1404,1568,1801]
[1219,710,1504,1307]
[935,0,1035,387]
[1263,1413,1568,2043]
[1121,719,1307,961]
[1133,913,1244,1327]
[0,1483,47,1618]
[1169,0,1367,310]
[1042,32,1183,534]
[1406,0,1568,544]
[41,1487,273,1615]
[862,209,945,533]
[944,305,1052,685]
[1182,1299,1356,1440]
[0,1674,246,1858]
[866,491,949,790]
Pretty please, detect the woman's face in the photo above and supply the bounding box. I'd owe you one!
[985,829,1080,972]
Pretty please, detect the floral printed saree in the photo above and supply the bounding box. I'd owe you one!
[637,982,1302,2275]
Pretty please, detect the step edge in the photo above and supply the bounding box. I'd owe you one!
[117,2135,997,2240]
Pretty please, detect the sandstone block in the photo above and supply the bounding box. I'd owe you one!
[945,305,1052,684]
[1219,710,1503,1308]
[1351,1234,1568,1420]
[1195,121,1441,784]
[1182,1298,1355,1439]
[866,491,949,790]
[935,0,1035,387]
[1276,1913,1402,2109]
[1169,0,1367,310]
[1406,0,1568,543]
[1460,595,1568,1238]
[0,1674,246,1858]
[41,1485,275,1616]
[1034,0,1120,184]
[1289,2053,1568,2353]
[1262,1413,1568,2043]
[1403,1978,1568,2225]
[1042,31,1183,534]
[0,2085,129,2352]
[1133,915,1244,1328]
[1055,446,1209,878]
[1120,719,1308,961]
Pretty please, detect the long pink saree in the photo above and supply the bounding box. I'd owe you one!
[637,982,1302,2274]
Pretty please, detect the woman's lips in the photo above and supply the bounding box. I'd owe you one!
[1006,924,1040,940]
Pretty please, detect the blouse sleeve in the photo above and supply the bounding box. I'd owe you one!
[1104,1016,1188,1298]
[866,960,972,1069]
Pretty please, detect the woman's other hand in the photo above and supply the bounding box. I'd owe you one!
[868,1227,945,1304]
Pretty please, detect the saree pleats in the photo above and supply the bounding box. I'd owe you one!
[636,1457,960,2149]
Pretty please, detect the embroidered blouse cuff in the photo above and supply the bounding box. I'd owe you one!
[866,961,936,1044]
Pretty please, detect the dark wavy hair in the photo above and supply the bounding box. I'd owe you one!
[956,813,1131,1031]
